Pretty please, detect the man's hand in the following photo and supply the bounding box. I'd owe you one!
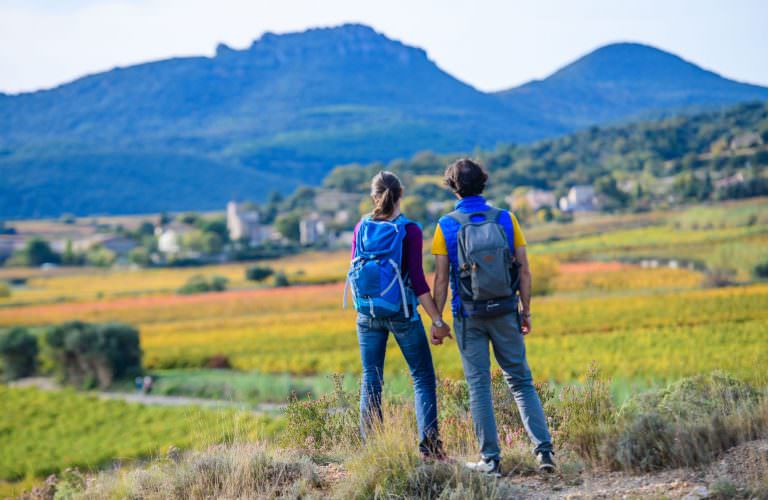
[521,312,532,335]
[430,323,452,345]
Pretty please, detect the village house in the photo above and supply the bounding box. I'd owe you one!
[506,189,557,212]
[559,185,599,212]
[331,230,355,249]
[714,172,746,190]
[227,201,262,246]
[313,189,364,212]
[730,132,762,150]
[334,209,353,226]
[300,213,327,245]
[0,235,26,262]
[69,234,138,256]
[155,222,192,255]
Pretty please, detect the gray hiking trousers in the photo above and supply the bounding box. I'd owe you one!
[454,311,553,460]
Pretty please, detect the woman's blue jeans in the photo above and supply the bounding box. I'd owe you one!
[356,312,439,453]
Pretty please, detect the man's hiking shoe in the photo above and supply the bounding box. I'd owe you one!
[537,451,556,473]
[464,457,502,478]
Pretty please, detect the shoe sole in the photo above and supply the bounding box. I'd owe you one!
[538,464,555,473]
[463,465,502,478]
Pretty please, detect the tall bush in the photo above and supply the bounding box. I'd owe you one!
[45,321,142,388]
[272,272,290,288]
[753,258,768,279]
[554,362,615,463]
[0,327,38,380]
[610,372,765,471]
[12,237,60,266]
[246,266,274,282]
[177,275,228,294]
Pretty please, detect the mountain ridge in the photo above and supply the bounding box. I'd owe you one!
[1,23,767,218]
[496,41,768,128]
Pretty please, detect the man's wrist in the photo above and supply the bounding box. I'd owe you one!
[432,318,445,328]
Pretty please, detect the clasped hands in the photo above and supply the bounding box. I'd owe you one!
[430,321,452,345]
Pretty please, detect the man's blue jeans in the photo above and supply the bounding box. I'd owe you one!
[357,312,439,453]
[454,311,553,460]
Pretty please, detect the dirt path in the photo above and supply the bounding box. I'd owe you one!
[10,377,284,413]
[500,439,767,498]
[310,440,766,498]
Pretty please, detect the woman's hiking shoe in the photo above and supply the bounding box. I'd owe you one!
[464,457,502,477]
[537,451,556,473]
[421,446,449,463]
[420,438,449,463]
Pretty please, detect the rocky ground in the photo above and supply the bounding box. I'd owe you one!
[315,440,768,499]
[502,439,768,499]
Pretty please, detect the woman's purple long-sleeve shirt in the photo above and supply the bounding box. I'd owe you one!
[351,221,430,296]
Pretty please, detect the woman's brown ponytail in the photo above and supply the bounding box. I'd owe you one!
[371,171,403,219]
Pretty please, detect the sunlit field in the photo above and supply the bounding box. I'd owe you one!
[0,386,279,497]
[2,199,768,497]
[2,279,765,382]
[0,250,350,306]
[2,199,767,384]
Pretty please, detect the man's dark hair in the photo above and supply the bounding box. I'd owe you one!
[444,158,488,198]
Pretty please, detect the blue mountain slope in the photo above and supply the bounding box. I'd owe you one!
[495,42,768,128]
[1,27,766,217]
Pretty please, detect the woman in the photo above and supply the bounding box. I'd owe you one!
[347,171,450,459]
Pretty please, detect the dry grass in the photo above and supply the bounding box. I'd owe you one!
[29,444,319,500]
[16,370,768,499]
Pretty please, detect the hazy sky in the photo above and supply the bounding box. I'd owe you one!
[1,0,767,94]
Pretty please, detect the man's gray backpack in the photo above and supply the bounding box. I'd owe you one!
[448,207,521,318]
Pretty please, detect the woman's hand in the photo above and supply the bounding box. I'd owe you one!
[430,322,452,345]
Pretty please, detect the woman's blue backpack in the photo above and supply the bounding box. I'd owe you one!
[344,215,417,318]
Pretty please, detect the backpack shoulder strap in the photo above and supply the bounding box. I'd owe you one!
[447,207,501,226]
[488,207,504,222]
[446,210,472,226]
[353,217,372,258]
[394,214,414,229]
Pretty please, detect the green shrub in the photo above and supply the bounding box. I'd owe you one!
[401,463,519,499]
[611,372,766,471]
[0,327,38,380]
[128,246,151,266]
[281,374,358,450]
[85,245,116,267]
[0,282,10,298]
[709,479,740,499]
[754,259,768,279]
[245,265,274,282]
[177,275,228,295]
[553,362,615,463]
[11,237,60,266]
[272,272,290,288]
[619,372,759,423]
[45,321,142,388]
[613,413,675,471]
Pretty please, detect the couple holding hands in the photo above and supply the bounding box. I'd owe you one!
[347,158,554,476]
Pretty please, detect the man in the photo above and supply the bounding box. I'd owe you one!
[430,158,555,476]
